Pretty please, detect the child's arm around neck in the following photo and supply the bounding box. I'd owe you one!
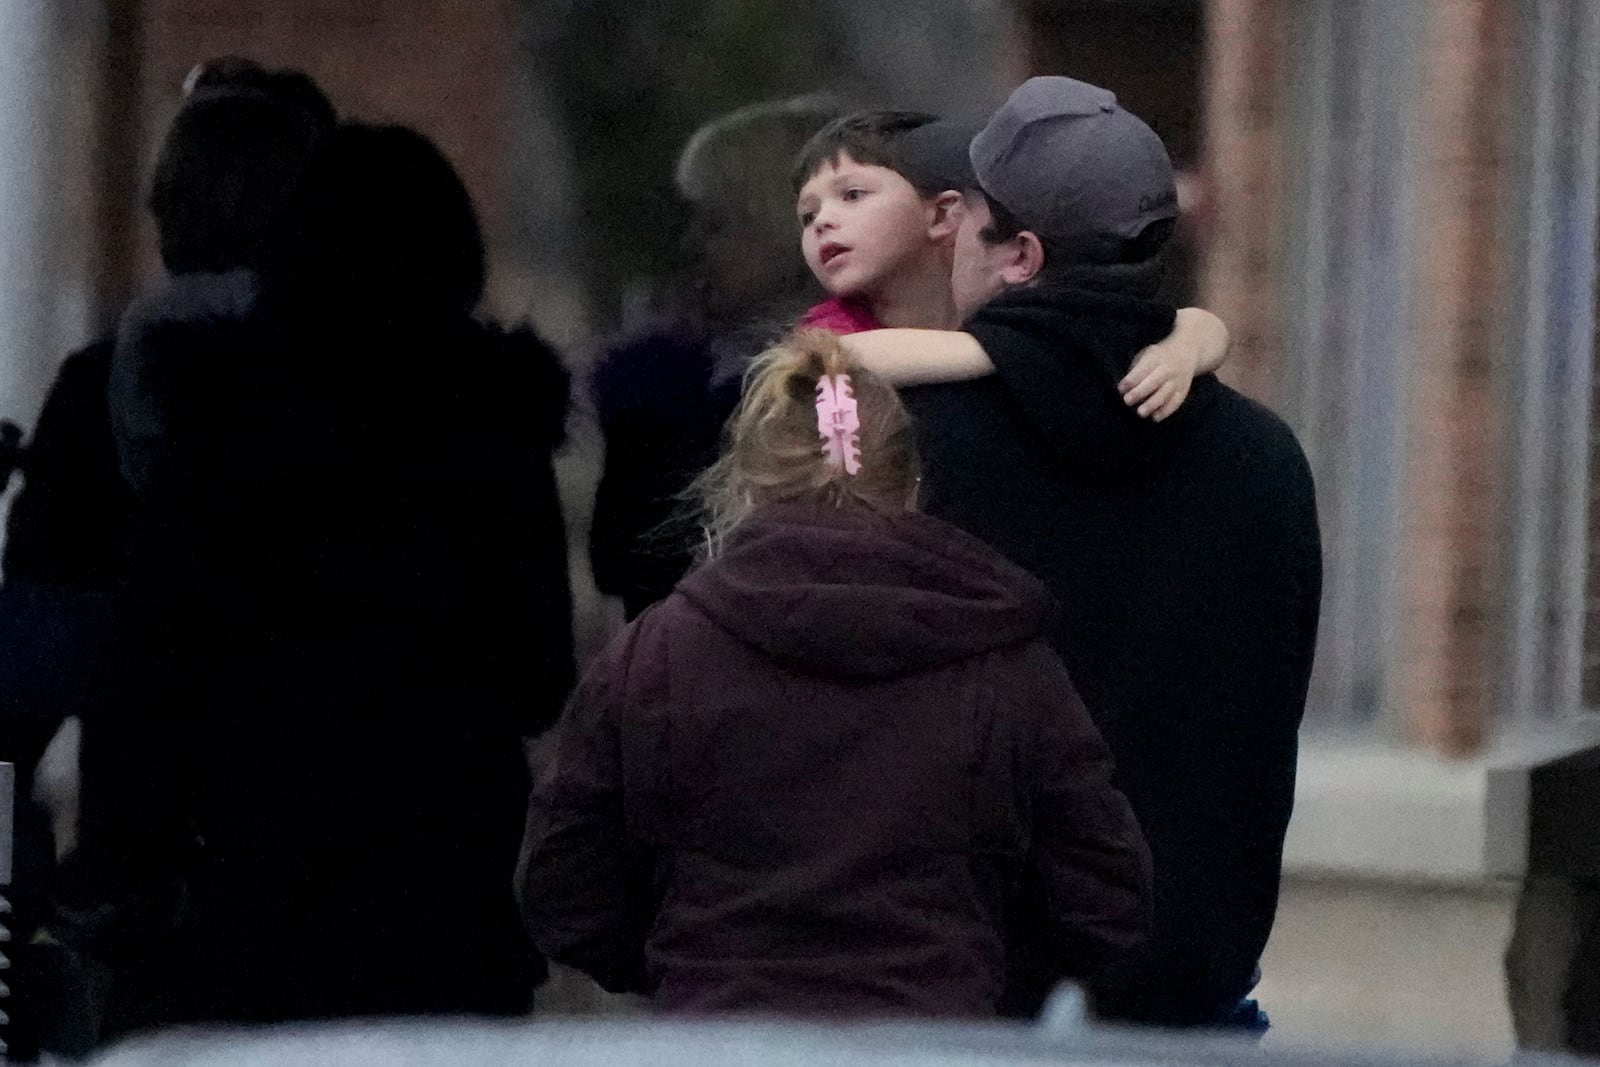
[1118,307,1230,421]
[839,328,995,386]
[838,306,1231,422]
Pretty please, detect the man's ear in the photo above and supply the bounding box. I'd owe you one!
[1000,231,1045,286]
[928,190,964,240]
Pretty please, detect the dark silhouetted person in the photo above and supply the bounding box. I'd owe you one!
[3,57,332,1058]
[72,121,573,1036]
[589,95,847,619]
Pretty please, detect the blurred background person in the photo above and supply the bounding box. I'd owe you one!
[588,95,848,620]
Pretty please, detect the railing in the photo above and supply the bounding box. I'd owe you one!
[0,762,12,1064]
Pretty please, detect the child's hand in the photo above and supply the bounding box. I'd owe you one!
[1119,336,1198,422]
[1118,307,1231,422]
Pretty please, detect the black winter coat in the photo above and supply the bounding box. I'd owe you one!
[0,338,131,782]
[903,283,1322,1028]
[3,339,132,591]
[0,338,134,1059]
[588,322,734,619]
[74,305,575,1030]
[587,315,798,620]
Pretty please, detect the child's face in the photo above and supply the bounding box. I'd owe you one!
[796,154,936,301]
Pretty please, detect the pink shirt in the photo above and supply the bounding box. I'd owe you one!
[800,297,884,335]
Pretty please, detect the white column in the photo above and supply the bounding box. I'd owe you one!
[0,3,63,430]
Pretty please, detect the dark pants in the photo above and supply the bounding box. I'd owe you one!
[1505,875,1600,1054]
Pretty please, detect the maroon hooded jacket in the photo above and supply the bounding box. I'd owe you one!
[518,504,1151,1017]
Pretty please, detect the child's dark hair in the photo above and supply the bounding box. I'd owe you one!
[791,110,941,195]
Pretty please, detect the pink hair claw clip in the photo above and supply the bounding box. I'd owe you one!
[815,374,862,476]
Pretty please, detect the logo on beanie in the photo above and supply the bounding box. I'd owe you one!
[1139,189,1178,213]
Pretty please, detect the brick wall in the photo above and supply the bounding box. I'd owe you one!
[1200,0,1513,754]
[133,0,520,287]
[1396,0,1511,753]
[1199,0,1287,408]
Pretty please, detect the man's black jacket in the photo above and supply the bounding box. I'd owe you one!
[904,282,1321,1028]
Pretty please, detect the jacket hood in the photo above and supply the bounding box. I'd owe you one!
[963,283,1221,474]
[676,504,1051,680]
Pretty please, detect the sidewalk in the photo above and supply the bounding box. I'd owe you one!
[1257,877,1515,1054]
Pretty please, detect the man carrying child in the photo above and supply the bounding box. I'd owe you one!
[786,81,1318,1030]
[848,78,1322,1031]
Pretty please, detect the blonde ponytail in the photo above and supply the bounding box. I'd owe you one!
[695,329,920,551]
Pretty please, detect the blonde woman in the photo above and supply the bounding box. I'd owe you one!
[521,330,1150,1018]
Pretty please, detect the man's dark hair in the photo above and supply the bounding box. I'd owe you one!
[148,64,336,274]
[791,110,940,195]
[976,190,1175,288]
